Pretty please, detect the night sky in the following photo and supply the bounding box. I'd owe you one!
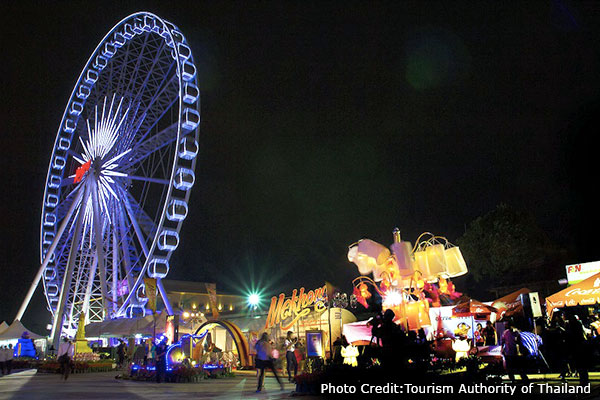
[1,1,598,333]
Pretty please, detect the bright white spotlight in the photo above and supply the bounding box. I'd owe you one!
[248,293,260,307]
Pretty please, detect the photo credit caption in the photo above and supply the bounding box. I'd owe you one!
[320,382,592,396]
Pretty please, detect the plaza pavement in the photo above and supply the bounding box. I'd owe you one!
[0,369,309,400]
[2,369,600,399]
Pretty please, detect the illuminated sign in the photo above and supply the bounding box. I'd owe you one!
[566,261,600,285]
[74,160,92,183]
[265,285,327,331]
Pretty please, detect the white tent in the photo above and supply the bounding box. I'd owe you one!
[0,320,44,341]
[0,321,8,335]
[85,314,205,338]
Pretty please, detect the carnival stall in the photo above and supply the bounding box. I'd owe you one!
[347,229,468,330]
[545,271,600,316]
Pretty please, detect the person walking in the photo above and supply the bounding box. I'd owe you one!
[255,332,284,393]
[57,338,74,381]
[284,331,298,383]
[500,322,528,383]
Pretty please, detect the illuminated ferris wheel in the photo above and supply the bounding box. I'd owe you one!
[16,12,200,343]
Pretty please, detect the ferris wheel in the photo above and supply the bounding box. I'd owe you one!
[15,12,200,344]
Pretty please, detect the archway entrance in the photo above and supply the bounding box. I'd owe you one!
[195,320,252,368]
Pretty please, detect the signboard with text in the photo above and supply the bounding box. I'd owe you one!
[265,285,327,331]
[566,261,600,285]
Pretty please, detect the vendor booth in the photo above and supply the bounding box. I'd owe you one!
[545,271,600,316]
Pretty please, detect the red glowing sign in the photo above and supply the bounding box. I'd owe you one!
[74,160,92,183]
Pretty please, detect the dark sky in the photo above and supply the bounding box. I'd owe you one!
[1,1,599,332]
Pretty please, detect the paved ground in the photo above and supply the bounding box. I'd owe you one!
[0,369,308,400]
[2,370,600,399]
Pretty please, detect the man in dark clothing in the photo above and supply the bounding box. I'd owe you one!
[501,322,528,383]
[117,341,126,369]
[482,321,497,346]
[155,339,168,383]
[566,314,589,386]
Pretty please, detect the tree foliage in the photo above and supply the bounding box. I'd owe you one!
[456,203,563,287]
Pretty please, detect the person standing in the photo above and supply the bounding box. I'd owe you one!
[284,331,298,383]
[500,322,528,383]
[5,344,13,375]
[566,313,589,386]
[0,345,6,376]
[155,338,168,383]
[474,323,484,347]
[255,333,284,393]
[57,338,74,381]
[116,340,126,369]
[482,321,497,346]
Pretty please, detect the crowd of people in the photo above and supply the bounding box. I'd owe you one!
[353,306,600,385]
[253,330,307,392]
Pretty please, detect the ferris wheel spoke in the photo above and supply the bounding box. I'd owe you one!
[127,175,170,185]
[115,204,135,293]
[115,195,153,317]
[91,183,111,317]
[54,183,84,221]
[49,184,89,344]
[81,253,98,319]
[128,69,178,143]
[110,226,120,313]
[121,122,178,170]
[118,34,172,140]
[118,73,179,154]
[124,190,159,239]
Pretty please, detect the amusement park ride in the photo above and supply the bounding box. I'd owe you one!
[348,228,468,330]
[14,12,201,349]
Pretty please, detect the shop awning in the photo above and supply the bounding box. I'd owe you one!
[545,272,600,315]
[452,298,496,317]
[85,314,205,338]
[494,288,530,304]
[0,320,44,340]
[491,288,530,320]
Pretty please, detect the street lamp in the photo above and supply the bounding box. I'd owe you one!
[182,310,203,359]
[248,293,260,309]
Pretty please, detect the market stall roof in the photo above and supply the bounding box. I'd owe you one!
[545,272,600,315]
[85,314,205,338]
[0,319,44,340]
[491,288,530,320]
[452,298,497,317]
[494,288,530,304]
[0,321,8,334]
